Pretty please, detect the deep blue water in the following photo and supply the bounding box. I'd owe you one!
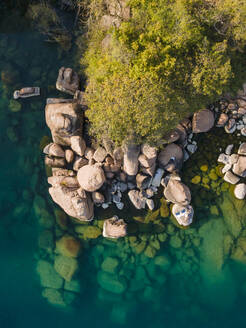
[1,17,246,328]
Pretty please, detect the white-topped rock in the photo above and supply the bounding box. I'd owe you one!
[222,164,232,174]
[146,199,154,211]
[225,144,234,155]
[234,183,246,199]
[223,171,240,184]
[232,156,246,177]
[172,204,194,226]
[238,143,246,156]
[103,216,127,238]
[218,153,230,165]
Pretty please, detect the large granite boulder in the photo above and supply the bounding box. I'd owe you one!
[164,179,191,205]
[43,143,65,158]
[123,143,140,176]
[77,164,106,192]
[48,177,94,221]
[158,143,183,171]
[56,67,79,95]
[192,109,214,133]
[232,156,246,177]
[172,204,194,226]
[45,102,83,146]
[70,136,86,156]
[103,216,127,238]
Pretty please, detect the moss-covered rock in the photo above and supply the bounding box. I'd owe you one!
[37,260,63,289]
[56,235,81,258]
[154,255,171,271]
[54,255,78,281]
[191,176,201,184]
[75,225,102,239]
[169,235,182,248]
[97,271,127,294]
[101,257,119,274]
[144,245,156,258]
[208,170,218,181]
[42,288,65,307]
[9,99,21,112]
[160,198,170,218]
[54,209,68,230]
[200,165,208,172]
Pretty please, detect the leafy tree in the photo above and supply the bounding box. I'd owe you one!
[83,0,246,145]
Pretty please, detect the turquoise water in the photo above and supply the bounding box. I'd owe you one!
[1,14,246,328]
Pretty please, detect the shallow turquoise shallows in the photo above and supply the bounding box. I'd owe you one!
[1,20,246,328]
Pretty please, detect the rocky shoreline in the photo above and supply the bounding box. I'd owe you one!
[40,67,246,236]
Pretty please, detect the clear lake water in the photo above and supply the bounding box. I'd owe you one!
[1,13,246,328]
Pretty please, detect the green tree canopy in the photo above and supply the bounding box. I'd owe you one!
[83,0,246,145]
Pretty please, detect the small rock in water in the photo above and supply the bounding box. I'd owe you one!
[238,143,246,155]
[151,168,164,187]
[217,153,230,165]
[222,164,232,174]
[234,183,246,199]
[116,202,124,210]
[172,204,194,226]
[241,127,246,136]
[223,171,240,184]
[225,144,234,155]
[146,199,154,210]
[187,143,197,154]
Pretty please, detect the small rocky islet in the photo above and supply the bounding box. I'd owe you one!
[2,20,246,327]
[25,65,246,314]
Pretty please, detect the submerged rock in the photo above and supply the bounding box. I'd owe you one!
[97,271,127,294]
[54,255,78,281]
[56,235,81,258]
[37,260,63,289]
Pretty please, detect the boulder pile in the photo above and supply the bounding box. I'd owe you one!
[44,68,246,232]
[218,143,246,200]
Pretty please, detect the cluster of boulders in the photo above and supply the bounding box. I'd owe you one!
[216,97,246,136]
[218,143,246,199]
[44,67,246,235]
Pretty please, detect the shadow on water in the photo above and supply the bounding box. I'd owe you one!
[1,6,246,328]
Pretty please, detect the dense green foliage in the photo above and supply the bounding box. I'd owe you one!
[83,0,246,145]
